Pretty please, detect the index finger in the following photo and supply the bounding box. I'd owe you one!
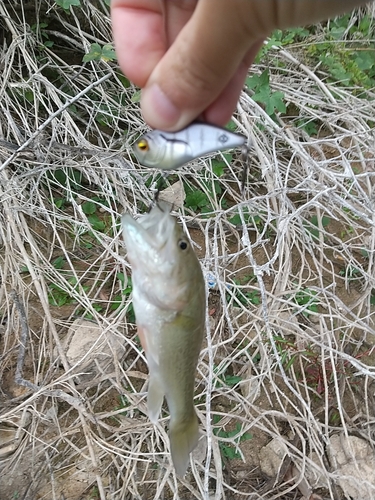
[111,0,166,87]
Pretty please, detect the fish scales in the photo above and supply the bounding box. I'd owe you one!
[122,204,206,476]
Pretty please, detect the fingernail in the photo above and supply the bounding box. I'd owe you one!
[141,83,181,129]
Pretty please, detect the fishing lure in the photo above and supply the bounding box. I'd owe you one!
[132,122,247,170]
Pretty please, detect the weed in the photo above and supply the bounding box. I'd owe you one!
[304,215,330,240]
[256,27,310,61]
[31,22,54,48]
[89,486,100,499]
[184,155,230,213]
[270,335,298,370]
[295,118,318,136]
[214,365,242,389]
[228,208,265,231]
[226,276,260,308]
[83,43,116,63]
[55,0,80,10]
[48,276,89,307]
[213,415,252,461]
[294,287,319,317]
[307,14,375,90]
[111,273,135,323]
[246,70,286,117]
[113,394,140,418]
[339,265,364,282]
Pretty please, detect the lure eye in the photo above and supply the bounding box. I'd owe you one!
[179,240,188,250]
[137,139,149,151]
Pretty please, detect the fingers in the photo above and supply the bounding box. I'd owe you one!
[112,0,369,131]
[141,0,263,130]
[203,40,264,126]
[111,0,166,87]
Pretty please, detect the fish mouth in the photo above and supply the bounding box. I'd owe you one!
[122,203,175,256]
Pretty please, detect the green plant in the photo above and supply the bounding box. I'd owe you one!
[294,287,319,317]
[111,273,135,323]
[228,208,263,228]
[55,0,80,10]
[304,215,330,240]
[246,70,286,117]
[306,14,375,90]
[48,275,89,307]
[214,365,242,389]
[89,486,100,499]
[295,118,318,136]
[339,265,364,282]
[83,43,116,63]
[226,276,260,307]
[256,27,310,61]
[184,155,229,213]
[272,336,298,371]
[31,22,54,48]
[213,415,252,460]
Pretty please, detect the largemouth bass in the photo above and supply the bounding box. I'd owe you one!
[122,204,206,476]
[132,122,246,170]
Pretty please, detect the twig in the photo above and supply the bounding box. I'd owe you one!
[0,73,111,173]
[10,290,96,424]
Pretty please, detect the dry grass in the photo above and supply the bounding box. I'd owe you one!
[0,2,375,499]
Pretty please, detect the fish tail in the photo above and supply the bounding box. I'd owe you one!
[169,413,200,477]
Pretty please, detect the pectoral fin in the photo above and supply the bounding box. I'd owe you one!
[137,325,164,423]
[169,414,200,477]
[147,372,164,424]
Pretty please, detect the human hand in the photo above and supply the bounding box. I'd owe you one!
[111,0,368,131]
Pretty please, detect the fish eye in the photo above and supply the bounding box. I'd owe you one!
[179,239,188,250]
[137,139,149,151]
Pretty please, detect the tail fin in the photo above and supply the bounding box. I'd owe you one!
[169,413,200,477]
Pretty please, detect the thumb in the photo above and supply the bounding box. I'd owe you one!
[140,0,259,131]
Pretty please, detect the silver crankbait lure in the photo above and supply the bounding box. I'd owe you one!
[132,122,246,170]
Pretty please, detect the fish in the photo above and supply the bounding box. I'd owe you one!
[121,203,206,476]
[132,121,246,170]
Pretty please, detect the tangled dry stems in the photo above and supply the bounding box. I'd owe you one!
[0,1,375,499]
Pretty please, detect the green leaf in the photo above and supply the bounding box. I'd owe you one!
[330,27,346,40]
[354,51,375,71]
[212,160,226,178]
[55,0,80,10]
[131,90,142,103]
[246,70,270,91]
[310,215,330,228]
[220,443,241,460]
[185,190,209,211]
[228,214,241,226]
[101,44,117,62]
[53,198,66,209]
[224,375,242,387]
[83,43,103,62]
[82,201,97,215]
[52,256,65,270]
[83,43,117,63]
[88,214,105,232]
[265,91,286,115]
